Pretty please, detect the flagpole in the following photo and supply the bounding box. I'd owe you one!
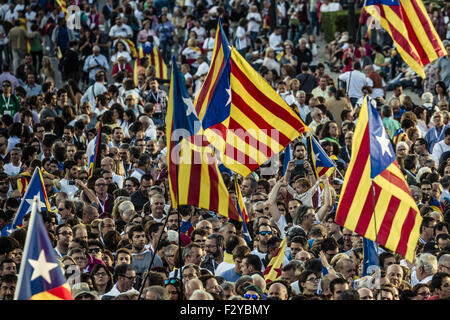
[14,196,39,300]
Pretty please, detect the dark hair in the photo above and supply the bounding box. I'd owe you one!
[330,278,349,294]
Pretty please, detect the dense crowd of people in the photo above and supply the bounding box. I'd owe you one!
[0,0,449,301]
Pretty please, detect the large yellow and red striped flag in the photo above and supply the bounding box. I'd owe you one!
[263,237,286,284]
[335,96,422,263]
[194,20,308,177]
[166,56,242,221]
[364,0,446,78]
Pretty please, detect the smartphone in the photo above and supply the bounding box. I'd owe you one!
[294,159,304,166]
[68,180,76,185]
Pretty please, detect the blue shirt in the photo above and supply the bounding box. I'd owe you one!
[218,268,241,282]
[425,125,449,153]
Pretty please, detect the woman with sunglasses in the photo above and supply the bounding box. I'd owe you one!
[242,285,262,300]
[164,277,183,301]
[91,263,114,299]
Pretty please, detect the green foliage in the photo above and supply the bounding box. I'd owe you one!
[321,10,361,43]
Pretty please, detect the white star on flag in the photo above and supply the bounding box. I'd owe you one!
[315,153,321,162]
[28,250,58,283]
[25,192,47,215]
[182,96,197,117]
[376,130,392,157]
[225,87,231,107]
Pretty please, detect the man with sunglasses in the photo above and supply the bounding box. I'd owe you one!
[103,263,139,299]
[0,80,19,117]
[251,224,274,264]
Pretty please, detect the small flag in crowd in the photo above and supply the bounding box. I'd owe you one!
[392,128,408,147]
[282,144,291,176]
[234,178,251,245]
[336,96,422,263]
[428,197,443,213]
[11,168,51,231]
[87,122,102,179]
[362,238,380,276]
[263,237,287,284]
[307,135,335,178]
[14,196,73,300]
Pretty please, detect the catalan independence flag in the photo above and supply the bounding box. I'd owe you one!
[234,177,251,245]
[147,43,168,80]
[87,122,102,179]
[195,20,309,177]
[15,196,73,300]
[12,168,51,231]
[428,196,443,213]
[392,128,408,147]
[263,237,287,284]
[307,135,335,178]
[364,0,447,78]
[335,96,422,263]
[166,56,241,221]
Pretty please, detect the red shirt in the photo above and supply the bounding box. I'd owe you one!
[342,47,361,73]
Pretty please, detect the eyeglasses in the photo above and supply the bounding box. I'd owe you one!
[2,83,10,87]
[164,278,178,285]
[255,209,264,214]
[244,294,259,300]
[59,231,73,236]
[95,183,107,187]
[121,274,136,280]
[58,207,65,211]
[259,231,272,236]
[88,248,101,253]
[94,272,107,277]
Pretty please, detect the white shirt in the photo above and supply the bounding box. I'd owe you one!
[269,33,283,53]
[109,24,133,39]
[103,283,139,298]
[191,26,206,43]
[4,163,21,176]
[246,12,262,33]
[235,26,247,50]
[432,140,450,165]
[203,37,215,62]
[320,3,340,12]
[338,70,373,99]
[80,82,107,108]
[83,54,109,80]
[60,179,79,200]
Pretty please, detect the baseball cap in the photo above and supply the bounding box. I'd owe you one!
[71,282,99,299]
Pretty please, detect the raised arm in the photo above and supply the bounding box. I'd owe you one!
[316,176,332,222]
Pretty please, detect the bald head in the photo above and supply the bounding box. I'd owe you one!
[185,279,204,299]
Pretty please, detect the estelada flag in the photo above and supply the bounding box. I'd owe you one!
[335,96,422,263]
[14,196,73,300]
[166,56,241,221]
[263,237,287,284]
[195,20,308,178]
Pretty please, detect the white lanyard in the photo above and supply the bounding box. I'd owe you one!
[151,91,159,102]
[97,194,108,213]
[2,94,11,108]
[434,126,445,141]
